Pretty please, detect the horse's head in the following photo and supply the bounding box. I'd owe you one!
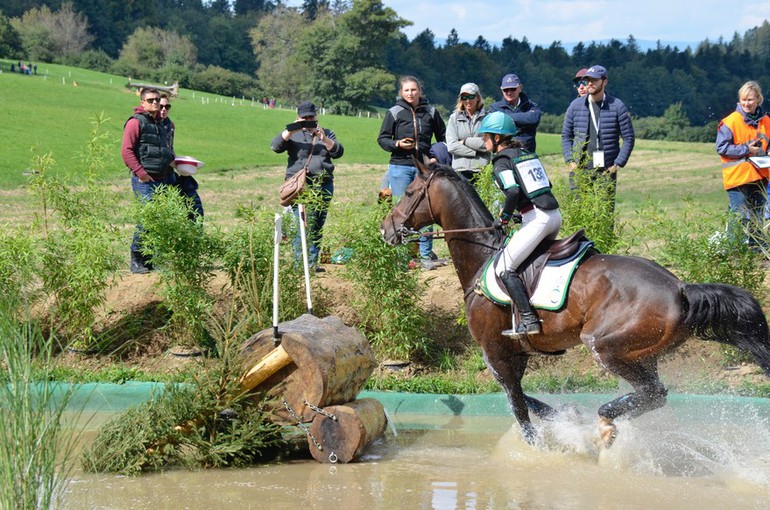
[381,159,442,246]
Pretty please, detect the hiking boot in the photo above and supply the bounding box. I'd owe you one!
[130,251,150,274]
[314,265,326,273]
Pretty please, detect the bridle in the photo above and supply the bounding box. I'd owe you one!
[386,169,498,244]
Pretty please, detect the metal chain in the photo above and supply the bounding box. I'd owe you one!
[305,400,338,421]
[282,399,323,452]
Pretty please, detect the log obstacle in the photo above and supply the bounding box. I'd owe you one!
[241,314,378,425]
[308,398,387,464]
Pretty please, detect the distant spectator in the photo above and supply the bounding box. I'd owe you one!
[121,88,176,274]
[271,101,344,272]
[10,64,14,73]
[159,95,204,219]
[429,141,452,165]
[377,75,447,270]
[561,65,635,210]
[446,82,490,181]
[489,73,542,153]
[716,80,770,246]
[573,68,588,97]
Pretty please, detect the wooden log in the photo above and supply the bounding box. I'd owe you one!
[241,314,377,425]
[307,398,387,464]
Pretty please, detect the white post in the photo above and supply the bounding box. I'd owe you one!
[273,213,282,340]
[297,204,313,315]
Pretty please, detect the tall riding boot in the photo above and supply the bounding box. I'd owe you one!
[130,250,150,274]
[500,270,541,337]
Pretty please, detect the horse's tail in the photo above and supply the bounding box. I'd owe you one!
[683,283,770,376]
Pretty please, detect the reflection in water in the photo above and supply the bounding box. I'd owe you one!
[65,395,770,510]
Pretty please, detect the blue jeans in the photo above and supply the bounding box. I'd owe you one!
[388,164,433,258]
[130,172,177,253]
[293,179,333,266]
[727,181,766,246]
[177,174,204,219]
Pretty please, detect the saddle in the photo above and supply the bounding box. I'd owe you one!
[519,229,589,294]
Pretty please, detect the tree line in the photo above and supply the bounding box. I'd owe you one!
[3,1,770,142]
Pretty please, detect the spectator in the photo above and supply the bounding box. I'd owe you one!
[716,80,770,246]
[429,141,452,165]
[271,101,344,272]
[573,68,589,97]
[561,65,635,209]
[159,95,204,219]
[488,73,542,153]
[121,88,176,274]
[477,111,561,337]
[446,82,490,182]
[377,75,447,270]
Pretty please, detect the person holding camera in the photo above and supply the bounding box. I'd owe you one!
[271,101,344,272]
[716,80,770,246]
[377,75,446,270]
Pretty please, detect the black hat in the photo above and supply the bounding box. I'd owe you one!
[297,101,317,117]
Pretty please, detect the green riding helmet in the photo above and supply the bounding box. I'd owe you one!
[477,111,517,136]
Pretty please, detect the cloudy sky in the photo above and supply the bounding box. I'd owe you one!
[369,1,768,48]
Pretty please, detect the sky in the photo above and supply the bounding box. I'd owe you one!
[366,0,769,49]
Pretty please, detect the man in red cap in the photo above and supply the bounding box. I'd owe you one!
[573,68,588,97]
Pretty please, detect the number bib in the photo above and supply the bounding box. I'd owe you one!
[509,153,551,198]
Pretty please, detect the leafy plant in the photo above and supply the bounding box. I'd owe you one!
[329,202,430,360]
[135,186,224,349]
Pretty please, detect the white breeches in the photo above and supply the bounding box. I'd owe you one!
[495,207,562,276]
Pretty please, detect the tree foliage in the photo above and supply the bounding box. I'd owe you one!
[11,2,92,61]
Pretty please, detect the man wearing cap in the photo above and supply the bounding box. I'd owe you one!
[561,64,635,207]
[488,73,542,153]
[573,68,589,97]
[121,87,176,274]
[271,100,344,272]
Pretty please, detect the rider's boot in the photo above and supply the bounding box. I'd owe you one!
[500,270,541,337]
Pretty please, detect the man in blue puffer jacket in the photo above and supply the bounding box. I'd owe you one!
[561,65,635,207]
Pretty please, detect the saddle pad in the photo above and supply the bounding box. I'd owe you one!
[476,241,593,310]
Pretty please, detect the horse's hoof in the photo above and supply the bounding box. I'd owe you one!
[597,417,617,449]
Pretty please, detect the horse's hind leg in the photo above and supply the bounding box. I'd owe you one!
[596,360,667,447]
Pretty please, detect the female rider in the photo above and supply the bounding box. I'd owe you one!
[478,111,562,337]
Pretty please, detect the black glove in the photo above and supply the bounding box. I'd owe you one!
[493,217,508,229]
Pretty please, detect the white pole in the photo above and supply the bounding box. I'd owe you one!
[272,213,282,340]
[297,204,313,315]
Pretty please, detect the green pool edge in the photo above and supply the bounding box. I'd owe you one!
[52,382,770,416]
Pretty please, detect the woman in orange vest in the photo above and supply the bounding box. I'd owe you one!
[716,80,770,246]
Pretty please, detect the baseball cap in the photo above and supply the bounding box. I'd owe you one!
[297,100,317,117]
[500,74,521,89]
[459,82,480,96]
[572,68,589,83]
[584,65,608,79]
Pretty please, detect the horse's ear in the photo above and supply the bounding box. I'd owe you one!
[414,155,431,178]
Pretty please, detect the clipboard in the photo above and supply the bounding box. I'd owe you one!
[749,156,770,168]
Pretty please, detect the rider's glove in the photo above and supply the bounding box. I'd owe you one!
[494,217,508,229]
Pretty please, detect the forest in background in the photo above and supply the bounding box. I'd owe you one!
[3,0,770,139]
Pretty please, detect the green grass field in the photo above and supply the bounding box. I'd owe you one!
[0,59,726,229]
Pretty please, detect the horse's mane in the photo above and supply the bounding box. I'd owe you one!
[426,163,496,224]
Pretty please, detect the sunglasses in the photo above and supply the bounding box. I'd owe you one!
[160,104,171,110]
[144,97,161,104]
[574,80,588,87]
[460,94,477,100]
[502,88,518,93]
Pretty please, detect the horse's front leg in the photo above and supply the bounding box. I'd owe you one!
[482,350,537,442]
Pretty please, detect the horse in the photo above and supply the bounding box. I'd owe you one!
[381,161,770,447]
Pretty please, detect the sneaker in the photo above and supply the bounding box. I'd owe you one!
[420,258,439,270]
[130,259,150,274]
[426,251,448,266]
[314,265,326,273]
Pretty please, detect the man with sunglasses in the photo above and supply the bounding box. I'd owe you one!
[121,88,176,274]
[159,95,204,219]
[488,73,542,153]
[561,65,635,209]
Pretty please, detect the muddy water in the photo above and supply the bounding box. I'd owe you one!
[64,395,770,509]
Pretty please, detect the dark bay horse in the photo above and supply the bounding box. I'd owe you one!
[381,161,770,447]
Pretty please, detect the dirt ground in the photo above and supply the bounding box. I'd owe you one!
[55,257,769,393]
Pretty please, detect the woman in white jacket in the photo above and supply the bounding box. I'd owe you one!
[446,82,490,183]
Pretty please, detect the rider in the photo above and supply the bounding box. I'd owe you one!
[478,111,562,337]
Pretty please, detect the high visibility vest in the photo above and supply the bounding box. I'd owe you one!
[719,111,770,189]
